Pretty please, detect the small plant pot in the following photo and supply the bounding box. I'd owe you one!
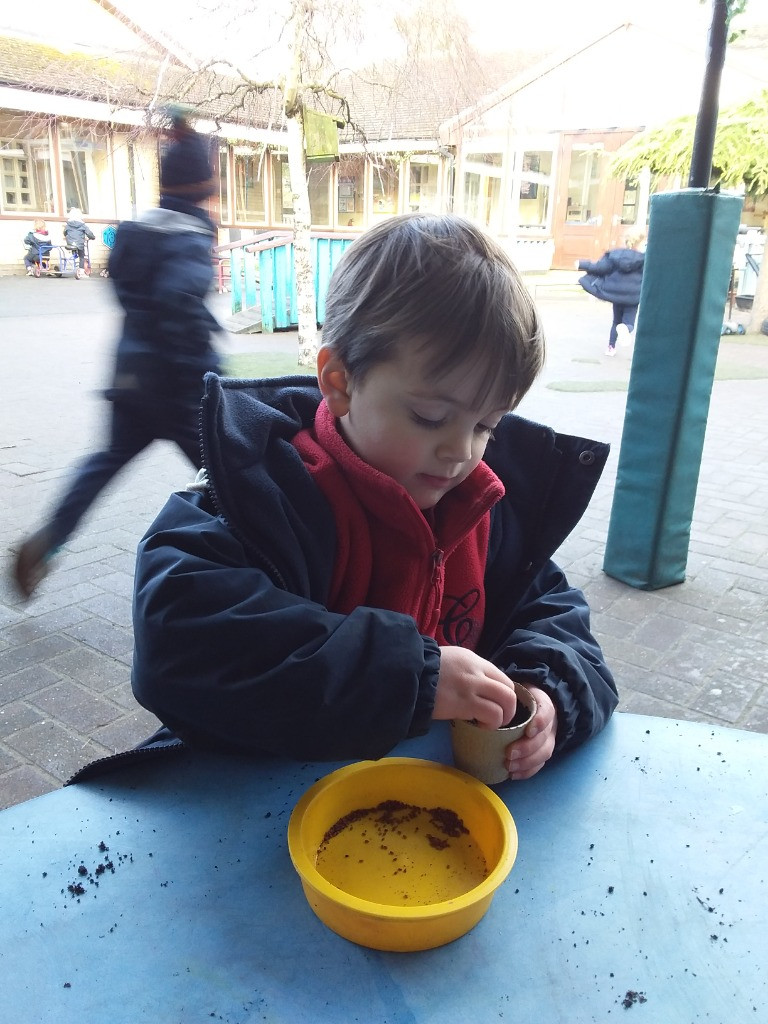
[450,683,537,785]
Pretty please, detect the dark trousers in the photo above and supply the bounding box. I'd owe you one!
[47,398,201,551]
[68,247,86,269]
[609,304,638,348]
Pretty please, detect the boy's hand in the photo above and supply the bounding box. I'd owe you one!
[503,686,557,780]
[433,647,517,729]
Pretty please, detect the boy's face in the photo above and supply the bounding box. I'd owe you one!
[318,344,509,510]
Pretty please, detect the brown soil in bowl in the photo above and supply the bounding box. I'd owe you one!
[316,800,488,905]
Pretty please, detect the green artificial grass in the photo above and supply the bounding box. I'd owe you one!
[547,360,768,392]
[714,363,768,380]
[547,380,630,392]
[719,332,768,348]
[223,352,312,379]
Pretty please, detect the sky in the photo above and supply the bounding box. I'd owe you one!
[1,0,740,67]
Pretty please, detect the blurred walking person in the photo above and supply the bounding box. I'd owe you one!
[578,234,645,356]
[12,110,222,599]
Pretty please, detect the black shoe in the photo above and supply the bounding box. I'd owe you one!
[12,527,56,600]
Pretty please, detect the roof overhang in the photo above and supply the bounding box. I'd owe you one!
[0,85,147,126]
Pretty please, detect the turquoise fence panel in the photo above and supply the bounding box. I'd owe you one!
[244,249,258,310]
[259,249,275,333]
[230,248,243,315]
[229,234,354,328]
[274,244,291,329]
[315,238,332,323]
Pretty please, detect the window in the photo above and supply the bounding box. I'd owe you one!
[517,150,553,229]
[566,145,608,225]
[308,163,331,227]
[218,143,230,222]
[463,172,482,221]
[465,152,503,168]
[58,121,111,216]
[621,176,639,225]
[408,158,440,213]
[0,116,53,213]
[232,145,266,222]
[271,151,292,224]
[337,156,365,227]
[370,158,400,219]
[462,150,503,230]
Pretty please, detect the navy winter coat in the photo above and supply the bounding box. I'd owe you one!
[131,376,618,764]
[23,229,52,262]
[106,198,221,415]
[579,248,645,305]
[63,217,95,250]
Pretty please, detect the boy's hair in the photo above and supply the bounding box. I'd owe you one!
[321,213,545,410]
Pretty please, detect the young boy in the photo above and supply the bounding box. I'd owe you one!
[132,214,617,781]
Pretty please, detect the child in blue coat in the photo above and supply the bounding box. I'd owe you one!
[63,209,95,278]
[129,214,618,782]
[579,234,645,355]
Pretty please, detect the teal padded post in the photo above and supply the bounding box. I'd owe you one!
[603,189,742,590]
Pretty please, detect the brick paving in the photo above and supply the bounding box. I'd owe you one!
[1,274,767,809]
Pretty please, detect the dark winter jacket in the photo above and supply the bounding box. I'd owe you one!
[131,376,618,764]
[63,217,95,250]
[23,229,52,261]
[106,197,221,414]
[579,248,645,305]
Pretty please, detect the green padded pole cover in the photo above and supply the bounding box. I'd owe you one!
[603,189,742,590]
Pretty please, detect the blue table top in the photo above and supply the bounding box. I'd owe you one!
[0,712,765,1023]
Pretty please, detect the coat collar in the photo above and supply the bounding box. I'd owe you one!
[200,374,609,578]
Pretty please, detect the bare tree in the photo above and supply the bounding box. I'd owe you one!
[11,0,532,363]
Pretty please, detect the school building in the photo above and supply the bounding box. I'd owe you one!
[1,17,766,277]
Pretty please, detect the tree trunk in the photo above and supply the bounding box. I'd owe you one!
[286,113,318,366]
[284,0,318,369]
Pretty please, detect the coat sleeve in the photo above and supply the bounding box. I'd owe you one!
[487,560,618,755]
[132,491,441,761]
[578,253,612,276]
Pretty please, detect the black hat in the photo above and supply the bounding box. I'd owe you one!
[160,111,218,201]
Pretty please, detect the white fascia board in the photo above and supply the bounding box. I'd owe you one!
[0,86,145,127]
[339,139,440,155]
[196,119,285,145]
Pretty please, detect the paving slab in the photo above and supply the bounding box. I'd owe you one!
[1,274,766,809]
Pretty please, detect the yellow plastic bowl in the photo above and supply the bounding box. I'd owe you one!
[287,757,517,951]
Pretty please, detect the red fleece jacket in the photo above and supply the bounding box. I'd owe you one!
[292,401,505,649]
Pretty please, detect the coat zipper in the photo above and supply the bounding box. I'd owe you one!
[198,390,289,590]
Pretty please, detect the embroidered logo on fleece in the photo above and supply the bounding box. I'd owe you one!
[440,588,481,646]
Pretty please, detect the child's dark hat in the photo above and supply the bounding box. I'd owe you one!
[160,108,218,201]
